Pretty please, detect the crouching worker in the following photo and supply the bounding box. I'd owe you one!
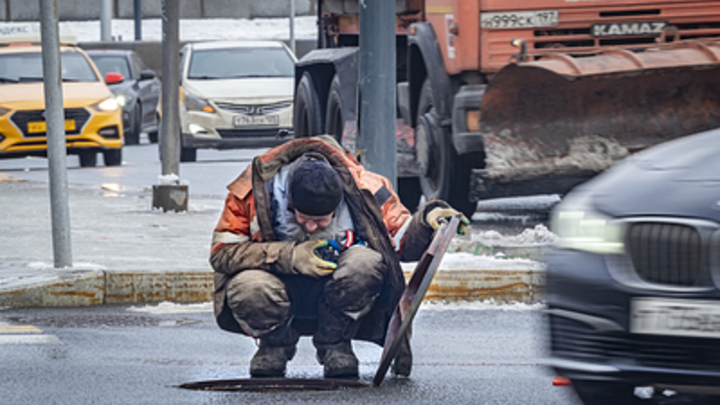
[209,135,469,378]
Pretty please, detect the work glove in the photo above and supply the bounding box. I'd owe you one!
[425,206,471,236]
[291,240,338,278]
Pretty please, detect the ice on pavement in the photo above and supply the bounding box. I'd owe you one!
[402,252,546,272]
[56,17,318,42]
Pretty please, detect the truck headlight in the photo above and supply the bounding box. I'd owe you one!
[184,92,215,113]
[92,97,120,112]
[551,190,625,255]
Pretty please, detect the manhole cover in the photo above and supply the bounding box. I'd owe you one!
[178,378,368,392]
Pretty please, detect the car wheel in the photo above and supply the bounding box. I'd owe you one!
[180,147,196,162]
[124,104,141,145]
[293,71,323,138]
[325,74,344,142]
[416,79,476,216]
[103,148,122,166]
[78,151,97,168]
[572,381,645,405]
[148,113,160,143]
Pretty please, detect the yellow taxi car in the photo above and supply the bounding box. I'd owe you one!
[0,36,123,167]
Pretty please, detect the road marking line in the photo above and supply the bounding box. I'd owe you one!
[0,325,44,334]
[0,335,60,344]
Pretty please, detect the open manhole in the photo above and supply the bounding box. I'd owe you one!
[178,378,369,392]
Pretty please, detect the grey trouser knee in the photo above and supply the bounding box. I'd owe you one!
[225,269,291,338]
[324,245,385,320]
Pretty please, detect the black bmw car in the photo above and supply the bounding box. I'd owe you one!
[544,129,720,404]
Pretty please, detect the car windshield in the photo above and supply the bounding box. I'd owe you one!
[90,55,132,79]
[187,46,294,80]
[0,51,99,84]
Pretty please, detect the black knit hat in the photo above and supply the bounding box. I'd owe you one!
[289,155,343,216]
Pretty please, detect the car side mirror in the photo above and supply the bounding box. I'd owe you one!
[139,69,156,81]
[105,72,124,84]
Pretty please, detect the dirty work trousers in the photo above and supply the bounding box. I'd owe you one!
[218,245,385,342]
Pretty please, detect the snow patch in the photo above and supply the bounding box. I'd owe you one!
[127,301,213,314]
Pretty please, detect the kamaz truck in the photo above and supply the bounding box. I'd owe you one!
[293,0,720,214]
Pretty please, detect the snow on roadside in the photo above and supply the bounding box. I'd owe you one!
[402,252,546,272]
[421,299,545,311]
[55,17,318,42]
[127,301,213,314]
[126,299,544,314]
[471,223,557,247]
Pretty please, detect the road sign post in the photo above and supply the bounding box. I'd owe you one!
[39,0,73,268]
[153,0,188,212]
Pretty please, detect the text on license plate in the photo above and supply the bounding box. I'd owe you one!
[27,120,76,133]
[481,10,559,29]
[631,298,720,339]
[233,115,279,127]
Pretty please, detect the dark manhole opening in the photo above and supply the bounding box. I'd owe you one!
[178,378,369,392]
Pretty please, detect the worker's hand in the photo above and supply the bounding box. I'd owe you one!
[425,206,471,235]
[291,240,338,278]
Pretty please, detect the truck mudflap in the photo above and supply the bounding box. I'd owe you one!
[476,40,720,189]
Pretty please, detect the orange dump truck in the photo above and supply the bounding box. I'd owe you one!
[293,0,720,214]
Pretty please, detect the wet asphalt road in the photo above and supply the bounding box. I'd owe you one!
[0,304,582,405]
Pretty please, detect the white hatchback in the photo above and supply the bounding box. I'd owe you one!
[178,40,296,162]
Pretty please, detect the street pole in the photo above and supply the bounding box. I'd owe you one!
[39,0,72,268]
[134,0,142,40]
[152,0,188,212]
[100,0,112,41]
[289,0,296,55]
[358,0,397,190]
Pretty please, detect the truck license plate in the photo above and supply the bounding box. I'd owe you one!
[27,120,76,133]
[232,114,279,127]
[631,298,720,339]
[481,10,559,29]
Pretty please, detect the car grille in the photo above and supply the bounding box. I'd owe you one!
[626,223,705,287]
[217,128,283,138]
[11,108,91,137]
[215,100,292,115]
[550,315,720,371]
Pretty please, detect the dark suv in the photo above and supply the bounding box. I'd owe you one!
[544,129,720,404]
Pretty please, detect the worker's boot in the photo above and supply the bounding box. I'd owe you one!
[250,324,299,377]
[314,299,360,378]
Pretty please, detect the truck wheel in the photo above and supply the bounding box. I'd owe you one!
[416,79,476,216]
[78,151,97,168]
[103,148,122,166]
[398,177,422,212]
[325,74,344,142]
[294,72,323,138]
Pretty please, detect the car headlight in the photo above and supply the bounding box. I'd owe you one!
[184,91,215,113]
[92,97,120,112]
[550,190,626,255]
[115,94,129,108]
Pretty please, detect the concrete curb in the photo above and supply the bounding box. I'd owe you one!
[0,267,545,308]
